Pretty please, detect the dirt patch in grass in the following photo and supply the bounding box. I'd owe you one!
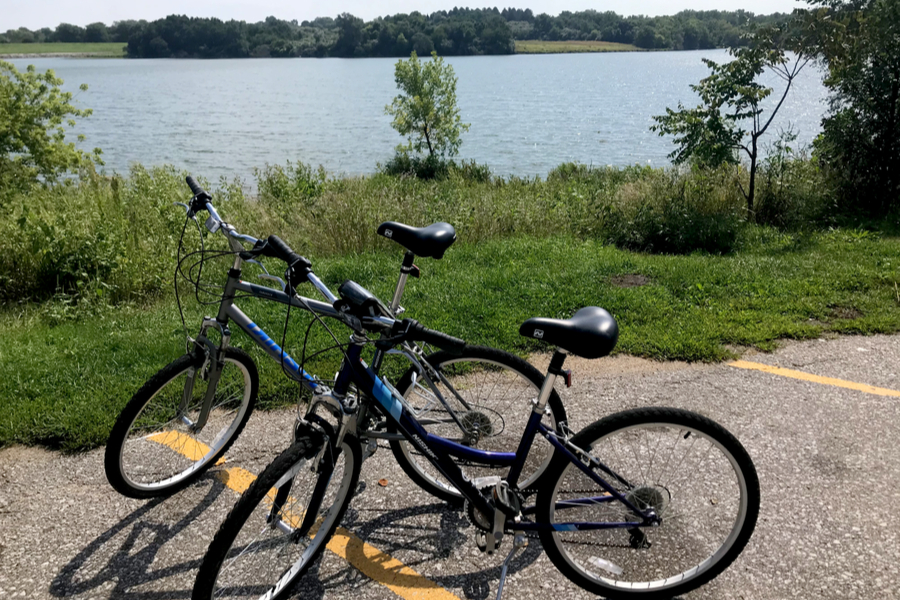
[829,306,863,320]
[610,274,651,288]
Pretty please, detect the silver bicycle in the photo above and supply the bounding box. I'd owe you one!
[103,176,566,500]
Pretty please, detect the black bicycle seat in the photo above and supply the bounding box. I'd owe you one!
[519,307,619,359]
[377,221,457,259]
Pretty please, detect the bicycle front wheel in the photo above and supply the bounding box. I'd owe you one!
[105,348,258,498]
[390,345,566,504]
[193,433,361,600]
[537,407,759,599]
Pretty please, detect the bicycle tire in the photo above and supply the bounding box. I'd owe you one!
[390,345,567,504]
[193,432,361,600]
[105,347,258,498]
[537,407,760,599]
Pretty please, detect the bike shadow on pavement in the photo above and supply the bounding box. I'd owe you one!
[47,472,328,600]
[48,476,543,600]
[342,494,544,600]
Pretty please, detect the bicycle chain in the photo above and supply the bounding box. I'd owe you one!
[515,488,638,549]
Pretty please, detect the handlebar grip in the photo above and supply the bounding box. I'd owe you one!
[264,235,312,287]
[186,176,204,197]
[412,323,466,355]
[185,176,211,204]
[266,235,304,266]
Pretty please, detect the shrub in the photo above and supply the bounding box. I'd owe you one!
[0,166,201,305]
[605,167,745,254]
[380,153,451,180]
[255,161,326,207]
[451,159,493,183]
[379,154,492,183]
[0,61,102,202]
[755,153,831,229]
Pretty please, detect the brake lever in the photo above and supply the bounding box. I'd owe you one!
[173,202,195,220]
[258,273,287,292]
[244,259,270,275]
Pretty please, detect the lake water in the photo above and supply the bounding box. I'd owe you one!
[11,51,828,183]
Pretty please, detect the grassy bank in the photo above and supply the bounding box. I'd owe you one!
[1,159,897,451]
[0,42,126,57]
[515,40,639,54]
[2,229,900,452]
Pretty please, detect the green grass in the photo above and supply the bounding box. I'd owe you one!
[515,40,639,54]
[3,229,900,452]
[0,43,126,57]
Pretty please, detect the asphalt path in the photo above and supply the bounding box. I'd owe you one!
[1,334,899,600]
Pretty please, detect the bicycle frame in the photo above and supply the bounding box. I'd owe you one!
[192,262,654,533]
[335,342,659,533]
[187,266,334,431]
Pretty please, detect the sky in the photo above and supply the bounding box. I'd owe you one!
[3,0,809,31]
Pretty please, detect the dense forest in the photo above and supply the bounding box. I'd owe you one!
[0,8,788,58]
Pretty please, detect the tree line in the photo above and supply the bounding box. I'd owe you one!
[1,8,789,58]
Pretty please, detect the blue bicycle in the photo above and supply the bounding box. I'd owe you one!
[104,178,564,500]
[190,239,760,598]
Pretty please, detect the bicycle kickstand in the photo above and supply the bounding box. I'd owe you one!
[495,532,527,600]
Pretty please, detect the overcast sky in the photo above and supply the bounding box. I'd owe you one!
[3,1,809,31]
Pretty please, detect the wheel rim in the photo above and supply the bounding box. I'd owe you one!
[118,357,252,492]
[399,356,555,496]
[210,441,356,599]
[548,422,751,592]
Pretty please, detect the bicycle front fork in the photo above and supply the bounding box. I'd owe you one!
[182,316,232,432]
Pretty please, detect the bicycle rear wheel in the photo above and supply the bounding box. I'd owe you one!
[105,348,258,498]
[390,345,566,504]
[537,407,759,599]
[193,432,361,600]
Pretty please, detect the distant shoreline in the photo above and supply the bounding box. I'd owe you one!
[0,52,123,58]
[0,40,675,60]
[0,42,126,59]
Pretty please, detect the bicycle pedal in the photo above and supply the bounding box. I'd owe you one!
[474,530,502,554]
[475,531,488,552]
[492,481,522,518]
[362,439,377,460]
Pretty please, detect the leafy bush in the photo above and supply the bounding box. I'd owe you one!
[379,153,492,183]
[604,167,745,254]
[0,166,198,306]
[255,161,326,207]
[755,135,831,229]
[380,153,451,179]
[0,61,102,202]
[451,159,493,183]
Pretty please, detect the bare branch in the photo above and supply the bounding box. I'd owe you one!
[737,176,749,201]
[759,57,808,137]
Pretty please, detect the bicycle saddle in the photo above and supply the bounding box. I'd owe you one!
[519,307,619,359]
[377,221,457,259]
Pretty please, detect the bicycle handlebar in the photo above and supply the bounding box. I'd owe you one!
[180,176,456,349]
[409,321,466,354]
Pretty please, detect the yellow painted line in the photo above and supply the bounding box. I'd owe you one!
[729,360,900,398]
[146,430,226,465]
[148,431,460,600]
[328,526,459,600]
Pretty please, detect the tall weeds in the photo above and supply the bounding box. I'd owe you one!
[0,159,833,309]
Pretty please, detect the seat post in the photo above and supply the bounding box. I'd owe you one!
[534,350,567,414]
[390,251,416,314]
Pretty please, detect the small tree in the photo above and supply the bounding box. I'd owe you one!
[0,61,102,198]
[652,27,810,215]
[385,51,469,159]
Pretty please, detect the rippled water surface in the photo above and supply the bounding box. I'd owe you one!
[13,51,828,182]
